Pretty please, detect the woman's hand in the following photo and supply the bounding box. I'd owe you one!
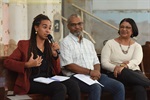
[51,42,60,57]
[25,52,43,68]
[114,66,124,78]
[120,61,129,68]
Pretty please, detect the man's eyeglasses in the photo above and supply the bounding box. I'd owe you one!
[120,26,132,30]
[69,22,83,27]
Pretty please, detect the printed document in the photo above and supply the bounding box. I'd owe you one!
[7,95,32,100]
[74,74,104,87]
[34,75,70,84]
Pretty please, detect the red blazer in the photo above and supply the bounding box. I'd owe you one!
[4,40,61,94]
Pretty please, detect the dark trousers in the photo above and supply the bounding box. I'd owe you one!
[107,68,150,100]
[29,79,80,100]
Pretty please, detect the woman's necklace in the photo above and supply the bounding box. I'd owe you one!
[39,48,44,52]
[119,39,131,54]
[37,45,44,52]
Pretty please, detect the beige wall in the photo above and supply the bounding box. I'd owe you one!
[0,0,149,56]
[62,0,150,54]
[0,0,62,56]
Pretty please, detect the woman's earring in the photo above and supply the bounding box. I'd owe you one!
[35,31,37,34]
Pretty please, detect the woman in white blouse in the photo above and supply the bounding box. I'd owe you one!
[101,18,150,100]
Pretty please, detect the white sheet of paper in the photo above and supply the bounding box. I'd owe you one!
[51,75,70,81]
[7,95,32,100]
[74,74,104,87]
[33,75,70,84]
[33,77,55,84]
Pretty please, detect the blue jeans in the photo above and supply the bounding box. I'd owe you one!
[99,74,125,100]
[71,74,125,100]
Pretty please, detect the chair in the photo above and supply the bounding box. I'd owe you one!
[142,41,150,79]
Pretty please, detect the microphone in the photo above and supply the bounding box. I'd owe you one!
[47,34,60,54]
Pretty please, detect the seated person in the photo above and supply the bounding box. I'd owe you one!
[101,18,150,100]
[60,14,125,100]
[4,14,80,100]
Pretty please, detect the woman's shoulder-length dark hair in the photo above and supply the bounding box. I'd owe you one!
[118,18,139,38]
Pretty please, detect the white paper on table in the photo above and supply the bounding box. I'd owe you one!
[7,95,32,100]
[33,75,70,84]
[74,74,104,87]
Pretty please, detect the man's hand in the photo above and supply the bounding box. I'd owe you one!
[90,70,101,80]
